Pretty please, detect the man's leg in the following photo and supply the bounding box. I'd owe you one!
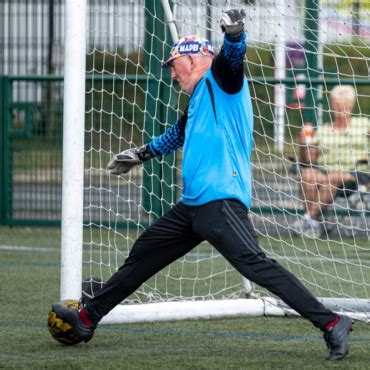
[193,199,336,329]
[86,202,203,324]
[193,199,352,360]
[321,171,356,205]
[300,167,329,220]
[53,202,203,339]
[301,169,355,220]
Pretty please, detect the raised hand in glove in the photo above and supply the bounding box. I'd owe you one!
[220,9,246,40]
[107,144,154,176]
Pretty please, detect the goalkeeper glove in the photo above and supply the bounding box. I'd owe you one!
[107,144,155,175]
[220,9,246,41]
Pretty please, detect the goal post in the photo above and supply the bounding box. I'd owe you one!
[61,0,370,324]
[60,0,87,301]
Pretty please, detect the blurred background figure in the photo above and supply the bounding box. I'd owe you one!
[296,85,370,238]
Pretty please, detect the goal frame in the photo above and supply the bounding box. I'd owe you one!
[61,0,263,323]
[61,0,370,324]
[60,0,86,301]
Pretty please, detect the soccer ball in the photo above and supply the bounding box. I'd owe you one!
[48,299,83,345]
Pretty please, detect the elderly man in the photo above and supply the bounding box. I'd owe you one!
[298,85,370,238]
[52,10,353,360]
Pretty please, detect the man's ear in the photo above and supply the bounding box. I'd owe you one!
[188,54,195,66]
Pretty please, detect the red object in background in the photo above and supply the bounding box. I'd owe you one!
[302,122,314,144]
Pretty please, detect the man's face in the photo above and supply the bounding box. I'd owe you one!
[170,56,195,95]
[331,97,354,117]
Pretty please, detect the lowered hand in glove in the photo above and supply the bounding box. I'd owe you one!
[107,144,154,176]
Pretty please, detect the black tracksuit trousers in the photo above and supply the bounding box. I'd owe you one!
[86,199,336,329]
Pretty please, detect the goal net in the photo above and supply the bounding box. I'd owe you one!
[62,0,370,323]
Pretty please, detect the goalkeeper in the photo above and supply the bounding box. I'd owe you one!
[53,9,352,360]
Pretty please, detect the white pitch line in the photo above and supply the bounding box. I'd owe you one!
[0,245,367,265]
[0,245,59,252]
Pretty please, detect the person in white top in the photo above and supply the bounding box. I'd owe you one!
[298,85,370,237]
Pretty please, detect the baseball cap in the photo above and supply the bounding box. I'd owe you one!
[162,35,214,68]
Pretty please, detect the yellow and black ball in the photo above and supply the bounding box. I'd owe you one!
[48,299,83,345]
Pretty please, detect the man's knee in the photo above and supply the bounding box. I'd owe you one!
[328,170,355,186]
[301,167,327,185]
[233,250,275,272]
[237,256,286,283]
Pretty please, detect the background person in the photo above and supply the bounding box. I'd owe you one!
[297,85,370,238]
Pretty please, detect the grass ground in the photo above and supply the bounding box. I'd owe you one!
[0,226,369,369]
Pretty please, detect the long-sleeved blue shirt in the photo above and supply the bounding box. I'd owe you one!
[149,32,254,208]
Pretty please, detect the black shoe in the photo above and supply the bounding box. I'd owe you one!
[324,315,353,360]
[52,302,96,343]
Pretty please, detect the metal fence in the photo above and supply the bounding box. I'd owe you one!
[1,0,370,227]
[3,1,370,77]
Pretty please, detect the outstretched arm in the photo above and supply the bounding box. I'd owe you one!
[108,107,188,175]
[212,9,247,94]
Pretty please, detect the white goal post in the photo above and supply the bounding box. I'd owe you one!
[61,0,370,324]
[61,0,86,301]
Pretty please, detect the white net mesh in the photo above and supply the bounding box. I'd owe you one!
[83,0,370,319]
